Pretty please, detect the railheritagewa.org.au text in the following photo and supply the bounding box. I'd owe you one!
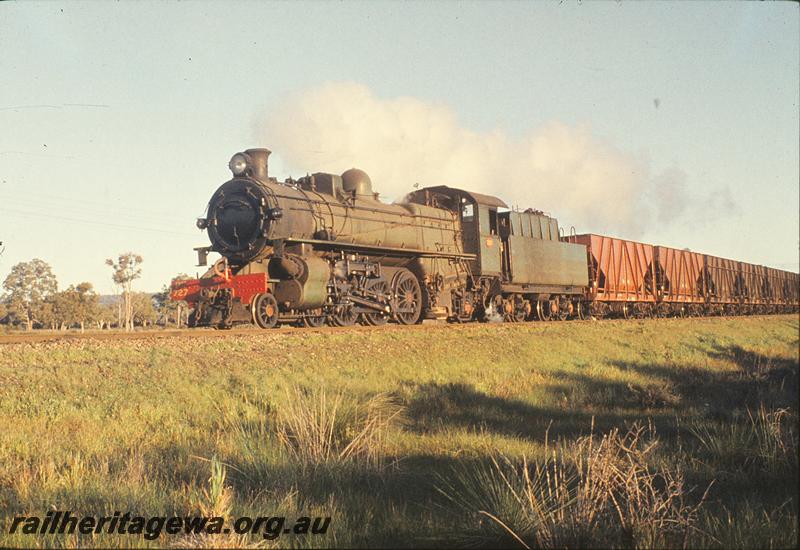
[8,511,331,540]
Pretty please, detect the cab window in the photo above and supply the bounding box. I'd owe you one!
[461,201,474,222]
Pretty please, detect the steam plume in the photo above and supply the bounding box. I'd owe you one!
[262,82,730,237]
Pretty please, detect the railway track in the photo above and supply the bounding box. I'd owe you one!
[0,314,795,345]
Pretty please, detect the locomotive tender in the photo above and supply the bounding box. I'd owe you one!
[170,147,798,328]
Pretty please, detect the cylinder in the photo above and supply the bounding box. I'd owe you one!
[271,254,329,309]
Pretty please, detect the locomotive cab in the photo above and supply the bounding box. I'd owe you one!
[404,186,507,277]
[464,197,504,277]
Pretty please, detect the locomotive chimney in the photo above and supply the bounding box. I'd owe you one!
[245,148,271,181]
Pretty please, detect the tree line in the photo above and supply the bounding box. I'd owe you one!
[0,253,190,332]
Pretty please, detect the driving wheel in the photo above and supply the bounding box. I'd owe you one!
[392,270,422,325]
[330,302,358,327]
[362,278,391,326]
[303,308,326,327]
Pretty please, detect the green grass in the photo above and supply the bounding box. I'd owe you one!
[0,316,797,548]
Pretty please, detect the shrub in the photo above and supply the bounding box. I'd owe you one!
[277,386,404,469]
[438,423,711,548]
[690,404,798,474]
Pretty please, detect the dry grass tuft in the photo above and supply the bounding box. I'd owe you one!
[748,405,798,468]
[172,455,263,549]
[440,423,711,548]
[690,403,798,473]
[277,386,403,468]
[198,455,234,519]
[699,501,799,549]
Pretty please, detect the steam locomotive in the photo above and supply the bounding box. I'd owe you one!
[170,148,799,328]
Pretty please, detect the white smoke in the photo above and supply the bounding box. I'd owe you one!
[261,81,729,237]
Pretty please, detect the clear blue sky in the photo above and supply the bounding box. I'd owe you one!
[1,1,797,294]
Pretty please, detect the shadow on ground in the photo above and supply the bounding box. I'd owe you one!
[403,343,799,442]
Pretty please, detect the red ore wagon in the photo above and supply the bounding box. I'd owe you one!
[568,234,657,318]
[703,255,744,314]
[762,266,794,313]
[740,262,770,313]
[654,246,705,316]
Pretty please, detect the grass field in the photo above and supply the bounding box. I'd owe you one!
[0,316,798,548]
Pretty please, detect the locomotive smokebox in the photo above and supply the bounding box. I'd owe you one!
[245,148,271,181]
[206,177,275,264]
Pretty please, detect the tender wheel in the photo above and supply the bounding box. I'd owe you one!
[536,299,553,321]
[499,296,528,323]
[556,298,573,321]
[330,303,358,327]
[496,295,514,323]
[252,293,279,329]
[576,301,587,320]
[392,270,423,325]
[522,300,534,322]
[303,308,326,328]
[363,278,391,326]
[508,297,528,323]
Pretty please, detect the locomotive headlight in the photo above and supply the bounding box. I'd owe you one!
[228,153,249,176]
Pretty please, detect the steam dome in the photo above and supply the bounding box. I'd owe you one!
[341,168,373,197]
